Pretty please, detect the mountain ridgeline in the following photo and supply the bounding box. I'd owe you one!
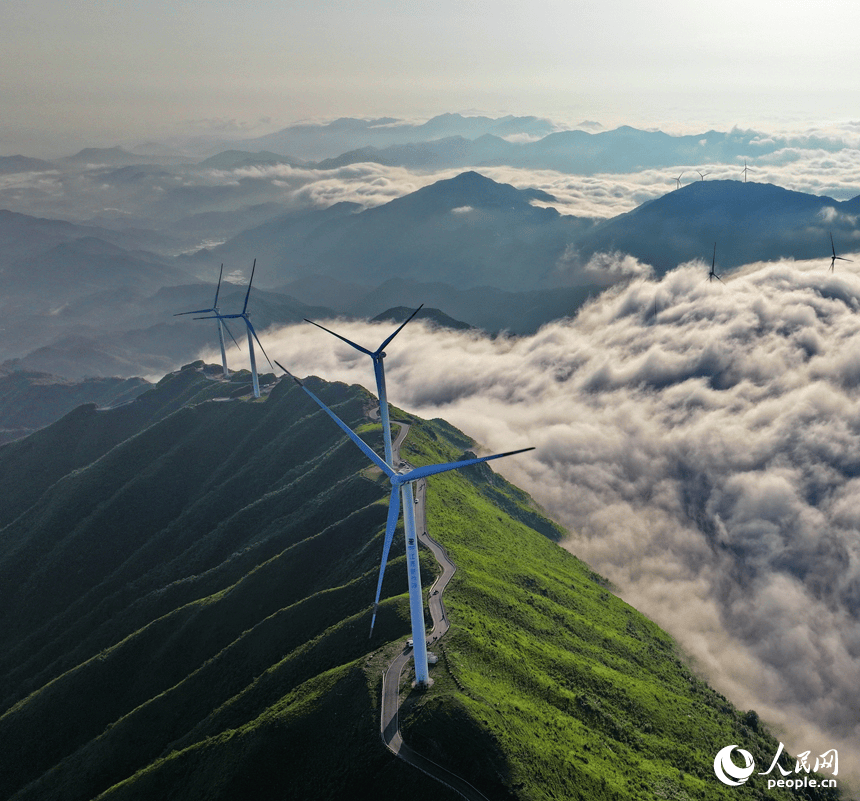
[0,365,838,800]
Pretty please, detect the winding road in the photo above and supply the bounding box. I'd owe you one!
[378,421,491,801]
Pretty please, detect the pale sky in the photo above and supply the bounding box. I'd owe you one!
[3,0,860,156]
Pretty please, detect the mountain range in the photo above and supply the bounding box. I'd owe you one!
[182,171,594,292]
[4,167,859,380]
[0,366,835,800]
[187,171,860,296]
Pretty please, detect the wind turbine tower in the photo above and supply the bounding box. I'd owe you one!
[675,173,683,190]
[304,304,424,465]
[174,264,241,377]
[197,259,273,397]
[697,170,710,182]
[276,364,533,687]
[742,159,752,182]
[708,243,722,282]
[829,232,852,272]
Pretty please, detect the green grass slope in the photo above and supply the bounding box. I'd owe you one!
[0,370,841,801]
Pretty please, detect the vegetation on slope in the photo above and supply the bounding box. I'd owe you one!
[0,369,841,800]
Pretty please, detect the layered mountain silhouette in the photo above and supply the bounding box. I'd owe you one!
[184,171,594,292]
[2,282,334,380]
[189,172,860,315]
[0,368,837,800]
[232,113,559,161]
[0,369,149,444]
[4,162,860,378]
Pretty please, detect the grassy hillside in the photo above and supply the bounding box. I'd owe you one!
[0,368,841,800]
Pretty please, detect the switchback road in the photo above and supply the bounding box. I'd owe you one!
[378,421,491,801]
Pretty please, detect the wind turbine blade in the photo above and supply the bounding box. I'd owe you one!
[246,319,274,369]
[377,303,424,353]
[242,259,256,314]
[831,232,837,258]
[213,263,224,308]
[402,447,535,482]
[304,318,374,356]
[369,486,401,637]
[195,313,240,320]
[174,308,215,316]
[221,319,242,350]
[274,361,394,478]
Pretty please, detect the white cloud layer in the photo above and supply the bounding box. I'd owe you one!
[211,256,860,788]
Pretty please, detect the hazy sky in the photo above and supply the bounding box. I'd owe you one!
[3,0,860,156]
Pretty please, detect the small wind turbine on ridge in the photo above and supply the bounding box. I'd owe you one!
[742,159,752,183]
[674,173,684,190]
[174,263,241,377]
[197,259,273,397]
[275,363,533,687]
[829,232,852,272]
[708,243,722,282]
[697,170,710,182]
[303,304,424,465]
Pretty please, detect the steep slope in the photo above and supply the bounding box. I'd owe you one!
[0,369,840,800]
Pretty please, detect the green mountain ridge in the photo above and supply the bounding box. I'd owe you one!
[0,366,840,800]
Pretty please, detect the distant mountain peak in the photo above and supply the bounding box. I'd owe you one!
[370,305,473,331]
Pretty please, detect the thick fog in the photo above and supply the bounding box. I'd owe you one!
[221,256,860,784]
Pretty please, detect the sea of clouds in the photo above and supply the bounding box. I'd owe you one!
[6,124,860,228]
[198,146,860,219]
[210,255,860,788]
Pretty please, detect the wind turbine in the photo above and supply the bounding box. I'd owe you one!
[742,159,752,183]
[276,364,533,687]
[174,264,241,377]
[697,170,710,182]
[674,173,684,190]
[708,243,722,282]
[303,305,424,465]
[197,259,273,397]
[829,232,852,272]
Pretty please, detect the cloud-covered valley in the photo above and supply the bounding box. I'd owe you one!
[5,123,860,242]
[220,256,860,785]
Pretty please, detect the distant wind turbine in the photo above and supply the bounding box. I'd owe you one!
[697,170,710,182]
[304,304,424,466]
[197,259,273,397]
[708,243,722,283]
[742,159,752,183]
[276,364,533,687]
[174,264,241,377]
[829,232,853,272]
[674,173,684,190]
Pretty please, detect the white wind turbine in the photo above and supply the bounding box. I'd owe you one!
[197,259,273,398]
[303,304,424,465]
[276,364,533,687]
[829,232,852,272]
[174,264,241,377]
[708,243,722,282]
